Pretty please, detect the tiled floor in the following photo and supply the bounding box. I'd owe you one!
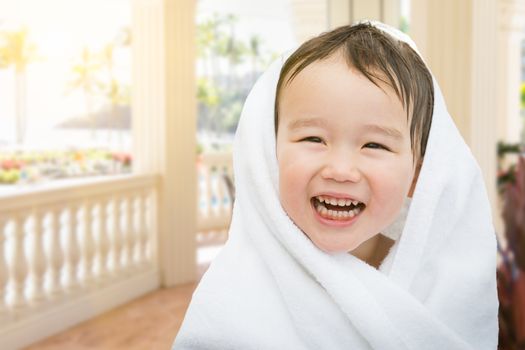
[24,231,227,350]
[24,283,197,350]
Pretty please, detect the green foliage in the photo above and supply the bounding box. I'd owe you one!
[196,13,278,136]
[66,28,131,139]
[399,17,409,33]
[67,28,131,104]
[67,47,102,95]
[0,27,39,144]
[0,27,38,72]
[197,77,219,107]
[0,46,7,68]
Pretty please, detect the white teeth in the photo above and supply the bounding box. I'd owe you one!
[315,196,363,208]
[315,201,363,220]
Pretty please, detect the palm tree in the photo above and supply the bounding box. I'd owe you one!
[0,43,7,68]
[0,28,38,145]
[67,47,102,140]
[247,35,262,84]
[98,29,131,143]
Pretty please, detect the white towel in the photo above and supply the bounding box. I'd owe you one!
[173,22,498,350]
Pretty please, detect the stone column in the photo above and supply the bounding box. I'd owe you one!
[410,0,502,234]
[131,0,197,286]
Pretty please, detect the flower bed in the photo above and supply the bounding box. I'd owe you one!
[0,149,132,185]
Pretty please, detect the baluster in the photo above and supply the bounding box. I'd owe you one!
[46,208,64,298]
[205,165,214,220]
[225,165,234,206]
[98,199,110,281]
[130,195,139,267]
[110,197,122,274]
[217,168,226,219]
[28,211,46,304]
[122,196,133,273]
[9,215,28,309]
[80,202,95,287]
[63,205,80,291]
[0,217,8,321]
[135,194,146,267]
[141,192,151,264]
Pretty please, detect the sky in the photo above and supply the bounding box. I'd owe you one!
[0,0,131,146]
[0,0,295,147]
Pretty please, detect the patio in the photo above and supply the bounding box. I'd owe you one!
[23,230,226,350]
[0,0,523,348]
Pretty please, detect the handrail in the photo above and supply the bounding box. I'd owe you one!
[0,173,160,349]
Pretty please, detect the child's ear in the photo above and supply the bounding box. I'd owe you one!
[407,159,423,198]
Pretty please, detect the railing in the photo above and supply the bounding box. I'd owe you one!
[197,152,234,234]
[0,151,232,349]
[0,174,160,350]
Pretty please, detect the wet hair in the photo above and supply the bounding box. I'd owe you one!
[274,22,434,162]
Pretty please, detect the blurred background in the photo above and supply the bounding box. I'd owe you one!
[0,0,523,348]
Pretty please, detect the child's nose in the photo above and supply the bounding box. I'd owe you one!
[320,152,362,183]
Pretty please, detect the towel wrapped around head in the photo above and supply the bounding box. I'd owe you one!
[173,21,498,350]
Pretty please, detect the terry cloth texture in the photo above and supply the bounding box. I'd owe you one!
[173,21,498,350]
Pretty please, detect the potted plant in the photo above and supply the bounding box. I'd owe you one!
[498,150,525,349]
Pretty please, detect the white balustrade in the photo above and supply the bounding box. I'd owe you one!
[0,153,231,348]
[0,174,160,349]
[197,152,234,233]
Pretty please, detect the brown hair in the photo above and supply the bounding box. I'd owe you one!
[274,22,434,162]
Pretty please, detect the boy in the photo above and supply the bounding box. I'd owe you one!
[274,23,431,268]
[173,22,498,349]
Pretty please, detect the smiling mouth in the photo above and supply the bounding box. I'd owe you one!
[311,196,366,221]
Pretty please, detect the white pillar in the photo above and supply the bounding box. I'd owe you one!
[132,0,197,286]
[470,0,500,235]
[410,0,501,234]
[497,0,525,145]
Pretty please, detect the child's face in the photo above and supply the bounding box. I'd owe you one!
[276,54,418,254]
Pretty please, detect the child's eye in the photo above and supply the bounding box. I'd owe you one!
[301,136,324,144]
[364,142,389,151]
